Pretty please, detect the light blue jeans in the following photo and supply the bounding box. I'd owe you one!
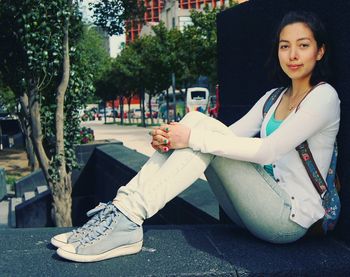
[113,112,307,243]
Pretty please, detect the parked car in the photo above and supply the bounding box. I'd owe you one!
[117,111,128,119]
[81,108,100,121]
[99,108,117,118]
[146,111,158,119]
[132,109,142,119]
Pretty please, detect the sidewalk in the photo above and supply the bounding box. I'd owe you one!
[82,119,155,157]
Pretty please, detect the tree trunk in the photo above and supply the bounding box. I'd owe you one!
[18,94,39,171]
[28,81,50,182]
[119,95,124,125]
[51,172,72,227]
[140,89,146,127]
[128,97,132,124]
[166,88,170,123]
[53,9,72,227]
[112,99,116,123]
[149,92,154,125]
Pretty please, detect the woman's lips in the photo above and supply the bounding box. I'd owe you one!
[287,64,302,70]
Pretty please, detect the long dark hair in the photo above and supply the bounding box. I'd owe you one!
[269,11,331,86]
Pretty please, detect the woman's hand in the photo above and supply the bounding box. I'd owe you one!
[150,122,191,152]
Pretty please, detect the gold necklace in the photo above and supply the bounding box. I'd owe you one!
[288,87,312,111]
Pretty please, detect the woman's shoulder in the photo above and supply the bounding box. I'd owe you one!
[302,82,340,112]
[311,82,340,103]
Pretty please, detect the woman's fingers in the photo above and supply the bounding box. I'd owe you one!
[151,141,170,153]
[152,135,170,146]
[159,125,171,133]
[149,125,173,153]
[149,128,169,138]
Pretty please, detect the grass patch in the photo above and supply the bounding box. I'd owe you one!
[6,175,17,191]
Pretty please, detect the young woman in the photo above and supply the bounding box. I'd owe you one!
[51,10,340,262]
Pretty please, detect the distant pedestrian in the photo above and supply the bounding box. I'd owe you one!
[52,10,340,262]
[176,112,181,122]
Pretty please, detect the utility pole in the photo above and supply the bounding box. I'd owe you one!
[166,88,169,123]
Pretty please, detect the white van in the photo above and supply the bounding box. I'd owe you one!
[186,87,210,114]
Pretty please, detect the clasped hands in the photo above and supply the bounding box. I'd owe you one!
[149,122,191,153]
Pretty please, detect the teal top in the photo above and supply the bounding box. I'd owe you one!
[264,112,283,177]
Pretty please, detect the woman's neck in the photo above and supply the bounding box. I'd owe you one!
[289,80,312,97]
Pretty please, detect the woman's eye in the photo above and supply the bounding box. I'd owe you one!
[300,43,309,48]
[279,45,289,49]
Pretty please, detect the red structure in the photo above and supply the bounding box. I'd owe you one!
[179,0,226,9]
[125,0,230,43]
[126,0,165,44]
[125,0,247,43]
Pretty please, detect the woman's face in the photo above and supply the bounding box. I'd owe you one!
[278,22,325,84]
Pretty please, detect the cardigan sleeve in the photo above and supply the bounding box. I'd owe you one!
[188,84,340,165]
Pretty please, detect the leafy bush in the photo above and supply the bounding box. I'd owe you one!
[78,127,94,144]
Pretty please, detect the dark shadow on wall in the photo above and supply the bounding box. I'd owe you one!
[217,0,350,245]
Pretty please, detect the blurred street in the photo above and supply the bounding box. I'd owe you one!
[82,119,155,157]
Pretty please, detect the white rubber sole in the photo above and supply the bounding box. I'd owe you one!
[51,237,69,249]
[56,240,143,262]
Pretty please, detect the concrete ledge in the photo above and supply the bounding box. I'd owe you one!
[9,197,22,228]
[36,185,49,194]
[23,191,35,201]
[1,225,350,276]
[15,170,46,198]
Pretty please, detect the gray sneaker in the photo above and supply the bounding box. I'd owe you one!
[56,203,143,262]
[51,202,110,248]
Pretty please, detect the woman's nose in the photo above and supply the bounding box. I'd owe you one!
[289,47,298,60]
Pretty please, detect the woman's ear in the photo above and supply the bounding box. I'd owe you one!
[316,44,325,61]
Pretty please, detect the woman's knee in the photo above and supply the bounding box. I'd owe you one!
[180,111,208,127]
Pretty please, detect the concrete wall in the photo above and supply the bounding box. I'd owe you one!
[217,0,350,242]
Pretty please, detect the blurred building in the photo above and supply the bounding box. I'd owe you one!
[126,0,248,43]
[126,0,165,44]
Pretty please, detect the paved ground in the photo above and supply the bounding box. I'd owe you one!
[82,120,155,157]
[2,225,350,276]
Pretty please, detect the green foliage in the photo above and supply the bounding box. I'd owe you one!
[76,26,111,81]
[0,0,78,94]
[0,76,17,113]
[90,0,145,36]
[78,126,94,144]
[182,6,221,87]
[91,3,236,117]
[0,0,108,181]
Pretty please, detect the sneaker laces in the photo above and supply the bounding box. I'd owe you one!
[71,202,110,236]
[79,204,119,245]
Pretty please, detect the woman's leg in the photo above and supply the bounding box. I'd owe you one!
[205,158,307,243]
[113,111,216,225]
[56,112,217,262]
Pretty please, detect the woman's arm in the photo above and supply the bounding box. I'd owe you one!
[189,84,340,164]
[228,88,276,137]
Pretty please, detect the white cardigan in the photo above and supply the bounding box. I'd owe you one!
[188,83,340,228]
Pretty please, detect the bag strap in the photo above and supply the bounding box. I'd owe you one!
[262,85,337,198]
[262,87,285,118]
[296,141,338,198]
[296,142,329,196]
